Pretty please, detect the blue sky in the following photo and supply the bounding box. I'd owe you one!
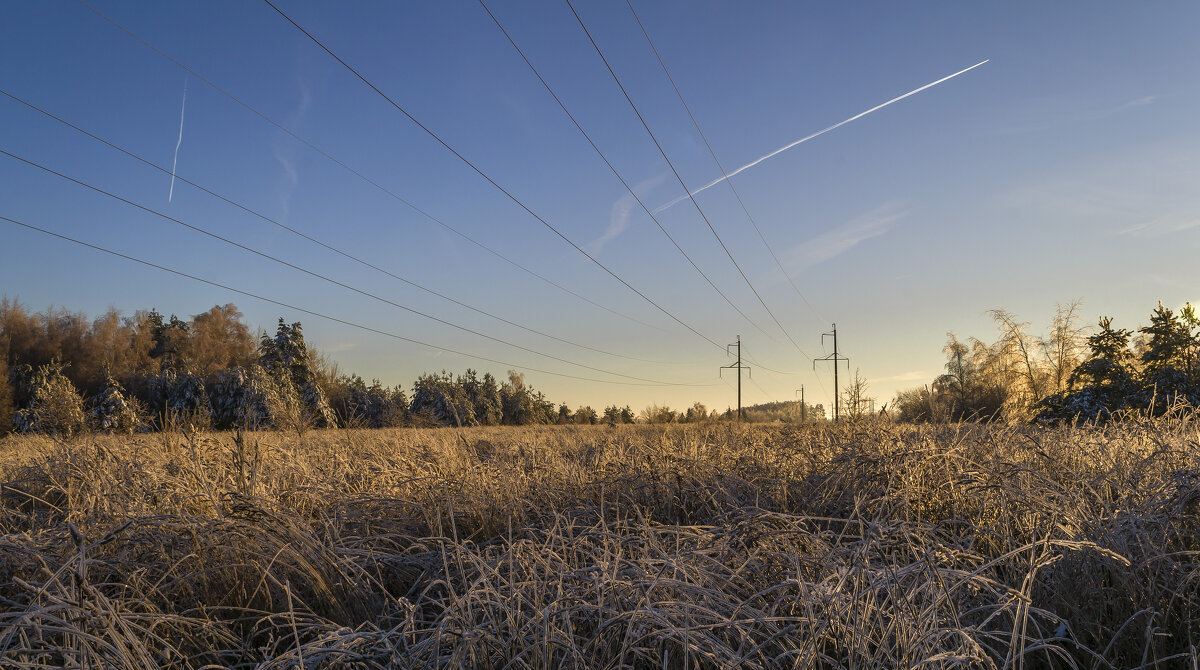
[2,1,1198,414]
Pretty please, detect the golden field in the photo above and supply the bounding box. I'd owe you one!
[1,421,1198,668]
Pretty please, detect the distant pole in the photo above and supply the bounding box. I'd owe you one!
[720,336,751,422]
[815,324,849,421]
[795,386,806,422]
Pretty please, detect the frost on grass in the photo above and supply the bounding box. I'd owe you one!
[0,421,1198,668]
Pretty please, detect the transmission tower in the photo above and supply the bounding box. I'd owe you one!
[814,324,849,421]
[720,335,751,421]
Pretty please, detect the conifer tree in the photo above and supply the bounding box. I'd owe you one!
[1139,303,1193,374]
[1136,302,1199,410]
[411,371,475,427]
[1068,317,1136,391]
[92,374,141,434]
[258,320,335,428]
[145,367,212,429]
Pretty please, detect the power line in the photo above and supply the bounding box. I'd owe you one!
[476,0,776,345]
[0,147,706,387]
[625,0,828,326]
[0,86,684,368]
[564,0,813,362]
[0,214,718,389]
[261,0,725,353]
[747,375,771,403]
[73,0,665,335]
[737,347,804,377]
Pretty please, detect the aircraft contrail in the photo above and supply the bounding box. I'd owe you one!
[654,60,989,213]
[168,77,187,203]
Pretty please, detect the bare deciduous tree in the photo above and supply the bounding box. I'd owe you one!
[841,368,873,423]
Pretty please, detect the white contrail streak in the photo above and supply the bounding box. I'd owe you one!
[168,78,187,203]
[653,60,988,213]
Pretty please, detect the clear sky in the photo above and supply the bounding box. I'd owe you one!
[2,1,1198,415]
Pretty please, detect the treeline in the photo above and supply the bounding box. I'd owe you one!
[893,301,1200,423]
[404,369,635,428]
[741,399,827,423]
[635,399,827,424]
[0,299,639,436]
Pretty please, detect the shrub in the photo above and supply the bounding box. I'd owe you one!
[13,362,87,437]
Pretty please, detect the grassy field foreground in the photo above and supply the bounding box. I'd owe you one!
[0,421,1198,668]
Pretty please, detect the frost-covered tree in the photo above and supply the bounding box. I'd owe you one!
[211,366,252,430]
[1041,301,1087,395]
[500,371,536,425]
[1069,317,1135,390]
[259,320,334,429]
[641,404,677,424]
[932,334,1005,421]
[145,368,212,429]
[92,374,142,434]
[1134,303,1200,411]
[841,369,873,422]
[147,310,190,371]
[603,405,620,426]
[13,361,87,437]
[460,369,502,426]
[185,304,256,377]
[210,364,304,431]
[683,402,708,423]
[1139,303,1194,374]
[1037,316,1137,423]
[411,371,476,427]
[337,375,408,428]
[601,405,635,425]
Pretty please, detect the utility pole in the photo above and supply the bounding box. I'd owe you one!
[720,335,751,421]
[795,386,806,423]
[814,324,849,421]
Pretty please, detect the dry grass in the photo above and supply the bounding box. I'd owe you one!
[1,420,1198,668]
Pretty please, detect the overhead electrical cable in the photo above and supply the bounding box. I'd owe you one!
[564,0,813,362]
[739,340,831,399]
[260,0,726,353]
[0,87,684,367]
[748,375,771,402]
[0,148,709,387]
[73,0,664,334]
[626,0,828,325]
[477,0,778,345]
[0,215,717,388]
